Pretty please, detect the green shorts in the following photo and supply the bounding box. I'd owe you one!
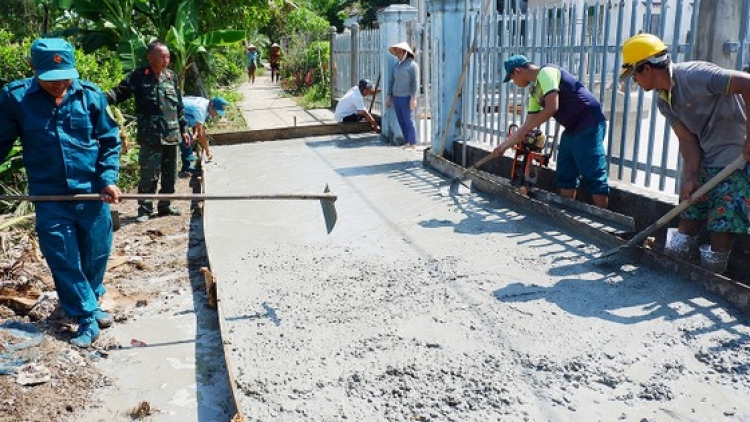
[681,164,750,234]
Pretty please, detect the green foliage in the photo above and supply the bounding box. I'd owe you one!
[117,146,140,192]
[196,0,271,35]
[279,40,330,95]
[359,0,409,29]
[307,0,352,32]
[287,8,330,40]
[165,0,245,90]
[75,47,123,92]
[0,0,45,41]
[0,32,34,88]
[196,46,244,92]
[298,82,331,109]
[0,147,29,215]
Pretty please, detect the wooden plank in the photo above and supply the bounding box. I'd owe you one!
[211,122,374,146]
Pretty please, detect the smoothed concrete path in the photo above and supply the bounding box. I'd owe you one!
[204,76,750,421]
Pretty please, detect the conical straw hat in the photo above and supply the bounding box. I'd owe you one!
[388,42,414,57]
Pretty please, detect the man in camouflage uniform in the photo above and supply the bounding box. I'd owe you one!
[107,41,190,222]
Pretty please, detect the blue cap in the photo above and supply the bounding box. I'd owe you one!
[503,54,530,83]
[31,38,79,81]
[211,97,228,117]
[358,78,374,91]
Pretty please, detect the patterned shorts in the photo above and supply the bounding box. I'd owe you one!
[682,164,750,234]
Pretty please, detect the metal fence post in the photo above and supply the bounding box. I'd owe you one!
[330,26,337,108]
[351,23,360,89]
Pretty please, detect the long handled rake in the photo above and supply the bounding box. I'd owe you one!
[0,185,339,234]
[596,155,746,259]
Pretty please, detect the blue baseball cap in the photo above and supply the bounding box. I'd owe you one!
[31,38,79,81]
[358,78,375,91]
[211,97,228,117]
[503,54,530,83]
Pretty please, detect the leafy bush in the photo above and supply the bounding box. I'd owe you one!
[192,45,245,93]
[280,40,330,96]
[76,48,123,93]
[0,31,33,88]
[298,82,331,109]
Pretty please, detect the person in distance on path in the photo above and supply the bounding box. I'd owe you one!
[269,43,282,83]
[246,44,260,84]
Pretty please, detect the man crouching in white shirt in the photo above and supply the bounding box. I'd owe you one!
[335,78,381,133]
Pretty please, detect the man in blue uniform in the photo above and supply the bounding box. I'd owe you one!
[0,38,122,347]
[107,41,191,222]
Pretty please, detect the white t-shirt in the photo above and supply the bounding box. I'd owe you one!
[335,86,366,122]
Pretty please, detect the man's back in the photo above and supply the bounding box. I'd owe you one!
[530,65,604,134]
[335,86,365,122]
[182,96,210,128]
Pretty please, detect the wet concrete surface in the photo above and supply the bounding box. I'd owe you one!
[203,132,750,421]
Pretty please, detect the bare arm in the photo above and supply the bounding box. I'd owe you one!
[726,72,750,161]
[672,121,702,201]
[358,109,380,133]
[493,91,558,156]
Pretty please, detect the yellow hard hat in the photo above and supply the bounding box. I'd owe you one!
[619,33,669,81]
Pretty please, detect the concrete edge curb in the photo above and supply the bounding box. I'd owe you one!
[211,122,374,145]
[199,168,245,421]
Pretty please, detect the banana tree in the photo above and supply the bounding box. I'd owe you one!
[63,0,149,71]
[67,0,243,81]
[165,0,244,90]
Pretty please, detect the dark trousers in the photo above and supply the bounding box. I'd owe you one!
[138,143,178,215]
[342,113,381,125]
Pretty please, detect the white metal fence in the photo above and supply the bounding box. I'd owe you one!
[331,0,750,196]
[462,0,699,195]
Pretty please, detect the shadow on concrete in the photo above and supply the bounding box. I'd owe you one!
[493,272,750,339]
[304,133,386,150]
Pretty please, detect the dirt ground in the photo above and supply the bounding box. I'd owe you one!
[0,173,230,422]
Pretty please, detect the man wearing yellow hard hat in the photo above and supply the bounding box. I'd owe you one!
[620,33,750,273]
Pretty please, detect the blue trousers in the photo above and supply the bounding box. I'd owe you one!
[179,141,196,173]
[393,96,417,146]
[35,201,112,321]
[555,121,609,195]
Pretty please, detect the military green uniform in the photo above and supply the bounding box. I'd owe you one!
[107,65,188,216]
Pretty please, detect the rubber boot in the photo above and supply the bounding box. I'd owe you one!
[663,228,698,261]
[699,244,730,274]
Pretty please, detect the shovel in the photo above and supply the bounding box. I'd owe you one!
[445,122,526,196]
[596,155,746,259]
[0,185,339,234]
[446,153,497,196]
